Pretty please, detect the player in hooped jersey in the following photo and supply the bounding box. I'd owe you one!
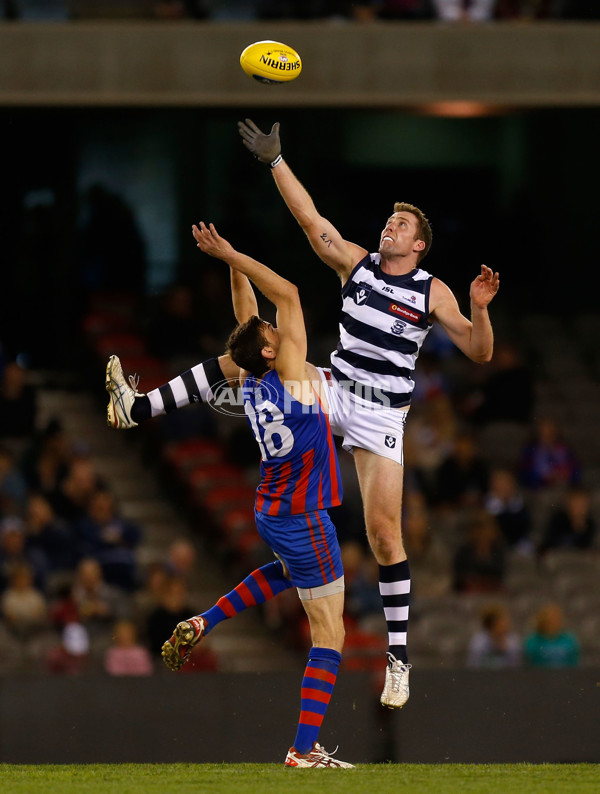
[237,118,500,708]
[158,222,353,768]
[106,124,499,711]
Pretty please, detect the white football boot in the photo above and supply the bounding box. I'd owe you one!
[380,653,411,709]
[105,354,143,429]
[285,743,354,768]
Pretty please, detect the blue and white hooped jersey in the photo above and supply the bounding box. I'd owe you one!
[330,252,434,408]
[243,370,342,517]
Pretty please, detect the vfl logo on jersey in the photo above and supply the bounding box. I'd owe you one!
[391,319,406,336]
[354,283,372,305]
[385,435,396,449]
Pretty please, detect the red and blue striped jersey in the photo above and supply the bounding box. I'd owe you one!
[243,370,342,516]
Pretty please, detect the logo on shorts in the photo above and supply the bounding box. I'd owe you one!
[391,319,406,336]
[385,435,396,448]
[354,284,372,305]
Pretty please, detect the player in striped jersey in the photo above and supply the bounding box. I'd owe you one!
[158,222,353,768]
[238,118,500,708]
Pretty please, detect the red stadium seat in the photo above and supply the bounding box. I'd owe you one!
[115,355,172,392]
[342,629,388,673]
[164,438,225,475]
[95,332,147,358]
[188,464,248,495]
[221,506,256,538]
[203,484,256,514]
[83,310,132,337]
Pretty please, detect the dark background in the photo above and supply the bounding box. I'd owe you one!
[2,104,599,370]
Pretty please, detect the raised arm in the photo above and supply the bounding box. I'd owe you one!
[238,119,366,283]
[192,222,307,381]
[230,267,258,324]
[430,265,499,363]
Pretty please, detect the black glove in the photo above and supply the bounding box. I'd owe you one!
[237,118,281,166]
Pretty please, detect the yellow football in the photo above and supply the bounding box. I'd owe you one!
[240,40,302,85]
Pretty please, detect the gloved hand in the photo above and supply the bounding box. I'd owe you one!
[237,118,281,166]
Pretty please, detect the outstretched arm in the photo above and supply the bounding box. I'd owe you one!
[192,222,307,379]
[271,160,366,281]
[238,119,366,283]
[431,265,499,363]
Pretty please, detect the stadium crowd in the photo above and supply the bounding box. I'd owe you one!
[0,354,221,675]
[1,0,599,22]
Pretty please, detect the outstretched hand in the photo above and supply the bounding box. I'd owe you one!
[470,265,500,309]
[192,222,236,262]
[237,118,281,165]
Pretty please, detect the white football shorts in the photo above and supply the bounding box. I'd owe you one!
[317,367,409,465]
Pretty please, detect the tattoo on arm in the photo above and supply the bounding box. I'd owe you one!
[320,232,333,248]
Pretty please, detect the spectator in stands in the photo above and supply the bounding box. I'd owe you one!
[24,492,75,574]
[134,560,170,624]
[433,0,496,21]
[453,511,506,594]
[0,516,47,593]
[48,582,80,631]
[433,429,490,511]
[165,538,197,584]
[22,418,72,501]
[0,561,47,637]
[352,0,435,20]
[146,574,196,657]
[347,554,385,623]
[523,603,580,667]
[104,619,153,676]
[339,540,366,591]
[0,446,28,517]
[518,417,581,491]
[402,490,452,597]
[72,557,126,636]
[74,488,142,591]
[467,603,521,669]
[403,392,457,505]
[257,0,350,19]
[410,349,451,406]
[495,0,560,18]
[154,0,209,18]
[538,485,596,556]
[0,360,37,441]
[484,467,534,554]
[467,341,535,427]
[46,622,91,675]
[50,454,105,523]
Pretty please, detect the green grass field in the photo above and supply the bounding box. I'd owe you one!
[0,763,598,794]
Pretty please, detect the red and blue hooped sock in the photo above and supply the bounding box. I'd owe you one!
[293,646,342,754]
[199,560,292,633]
